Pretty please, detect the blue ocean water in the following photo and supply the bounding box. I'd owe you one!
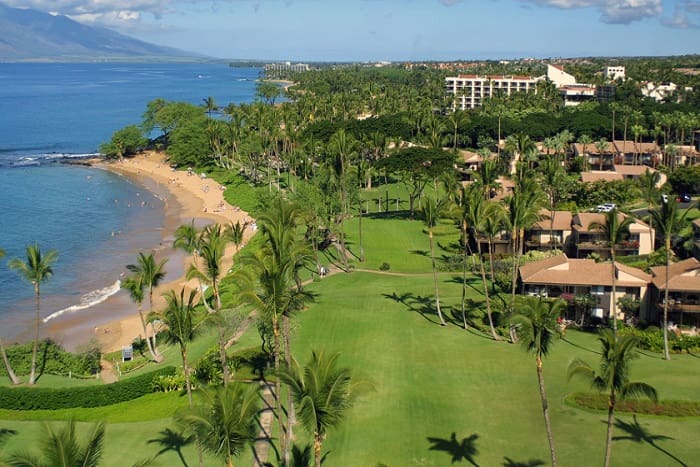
[0,62,259,340]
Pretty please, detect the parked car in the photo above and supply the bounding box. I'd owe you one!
[677,193,692,203]
[595,203,617,213]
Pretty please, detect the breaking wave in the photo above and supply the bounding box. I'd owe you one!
[43,280,121,323]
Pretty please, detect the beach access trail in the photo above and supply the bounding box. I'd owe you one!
[90,151,255,353]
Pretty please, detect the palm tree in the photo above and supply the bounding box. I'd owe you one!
[174,220,200,255]
[226,220,247,263]
[539,158,564,252]
[650,198,692,360]
[203,96,217,118]
[122,275,160,362]
[420,195,448,326]
[6,419,105,467]
[176,383,260,467]
[568,329,658,467]
[8,243,58,385]
[187,224,227,311]
[578,134,594,171]
[126,252,167,357]
[595,138,609,171]
[153,288,203,406]
[511,297,566,467]
[462,187,500,339]
[638,169,661,250]
[591,209,635,334]
[278,351,357,467]
[0,249,20,385]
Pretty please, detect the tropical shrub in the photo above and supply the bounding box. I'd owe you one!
[568,392,700,417]
[0,366,176,410]
[0,339,101,378]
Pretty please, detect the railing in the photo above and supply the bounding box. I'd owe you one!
[659,301,700,313]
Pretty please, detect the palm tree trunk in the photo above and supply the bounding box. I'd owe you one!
[182,348,192,406]
[358,200,365,262]
[611,250,618,335]
[149,291,160,357]
[0,338,21,385]
[536,356,557,466]
[137,306,160,362]
[477,240,498,340]
[219,324,230,387]
[29,286,40,385]
[460,221,469,330]
[283,314,294,465]
[429,230,446,326]
[604,393,616,467]
[663,240,671,361]
[314,433,323,467]
[272,313,286,462]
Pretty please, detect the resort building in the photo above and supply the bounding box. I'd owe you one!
[571,212,654,259]
[524,210,574,253]
[445,74,538,110]
[640,82,693,102]
[519,254,651,321]
[603,66,626,81]
[650,258,700,328]
[264,62,311,77]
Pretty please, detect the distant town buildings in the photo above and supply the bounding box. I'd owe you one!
[640,81,693,102]
[603,66,626,81]
[264,61,311,77]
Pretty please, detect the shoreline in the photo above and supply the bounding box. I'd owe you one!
[46,151,255,354]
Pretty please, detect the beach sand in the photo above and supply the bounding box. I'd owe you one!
[45,151,255,353]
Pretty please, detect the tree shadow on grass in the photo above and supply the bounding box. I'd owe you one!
[612,415,688,466]
[410,249,430,258]
[382,292,441,325]
[364,210,412,220]
[427,432,480,465]
[148,427,195,467]
[560,336,601,356]
[502,457,545,467]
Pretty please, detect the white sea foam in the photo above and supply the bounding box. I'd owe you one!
[43,280,122,323]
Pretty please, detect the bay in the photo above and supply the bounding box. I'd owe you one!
[0,62,260,340]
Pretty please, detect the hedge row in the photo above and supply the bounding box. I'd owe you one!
[568,392,700,417]
[0,366,176,410]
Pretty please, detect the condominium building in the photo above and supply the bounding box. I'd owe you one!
[603,66,625,81]
[445,74,537,110]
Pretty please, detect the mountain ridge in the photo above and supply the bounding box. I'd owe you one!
[0,2,200,61]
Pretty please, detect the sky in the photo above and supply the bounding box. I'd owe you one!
[5,0,700,61]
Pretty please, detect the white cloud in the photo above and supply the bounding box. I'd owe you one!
[522,0,663,24]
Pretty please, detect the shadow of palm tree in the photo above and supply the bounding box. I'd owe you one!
[382,291,440,325]
[410,249,430,258]
[148,427,195,467]
[502,457,545,467]
[427,432,480,466]
[612,415,687,466]
[560,336,601,355]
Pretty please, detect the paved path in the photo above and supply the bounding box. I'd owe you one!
[252,382,276,467]
[100,359,119,384]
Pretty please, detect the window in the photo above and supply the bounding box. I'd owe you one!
[591,286,605,295]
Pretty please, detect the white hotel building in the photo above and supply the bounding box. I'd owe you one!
[445,74,537,110]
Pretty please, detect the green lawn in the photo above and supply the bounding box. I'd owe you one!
[2,206,699,467]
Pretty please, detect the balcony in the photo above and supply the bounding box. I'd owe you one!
[659,298,700,313]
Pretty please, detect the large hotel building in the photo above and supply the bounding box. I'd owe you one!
[444,74,538,110]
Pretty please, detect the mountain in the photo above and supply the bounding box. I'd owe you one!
[0,3,198,61]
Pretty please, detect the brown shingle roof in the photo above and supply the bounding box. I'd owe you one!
[520,254,651,287]
[532,210,574,231]
[581,172,621,183]
[613,165,654,176]
[613,140,661,154]
[651,258,700,292]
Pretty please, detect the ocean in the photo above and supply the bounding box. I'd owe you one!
[0,62,260,342]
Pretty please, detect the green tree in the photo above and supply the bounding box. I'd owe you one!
[511,297,566,467]
[278,351,358,467]
[122,275,160,362]
[226,221,247,264]
[203,96,217,118]
[0,249,20,385]
[176,383,260,467]
[650,198,692,360]
[187,224,227,311]
[6,420,105,467]
[126,252,167,358]
[256,81,282,105]
[590,210,635,334]
[153,288,203,406]
[8,244,58,385]
[638,168,661,250]
[539,158,565,252]
[420,195,448,326]
[568,329,658,467]
[99,125,147,160]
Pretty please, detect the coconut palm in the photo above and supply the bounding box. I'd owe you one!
[8,243,58,385]
[568,329,658,467]
[153,287,203,406]
[122,275,160,362]
[174,220,200,255]
[650,198,693,360]
[591,209,635,334]
[6,420,105,467]
[578,134,594,171]
[187,224,227,311]
[420,195,448,326]
[539,158,565,252]
[278,351,357,467]
[176,383,260,467]
[226,220,247,263]
[595,138,609,171]
[126,252,167,357]
[0,249,21,385]
[638,169,661,250]
[511,297,566,467]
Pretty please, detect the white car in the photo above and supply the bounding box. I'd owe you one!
[595,203,617,213]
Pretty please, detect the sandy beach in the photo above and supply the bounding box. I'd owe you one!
[46,151,255,353]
